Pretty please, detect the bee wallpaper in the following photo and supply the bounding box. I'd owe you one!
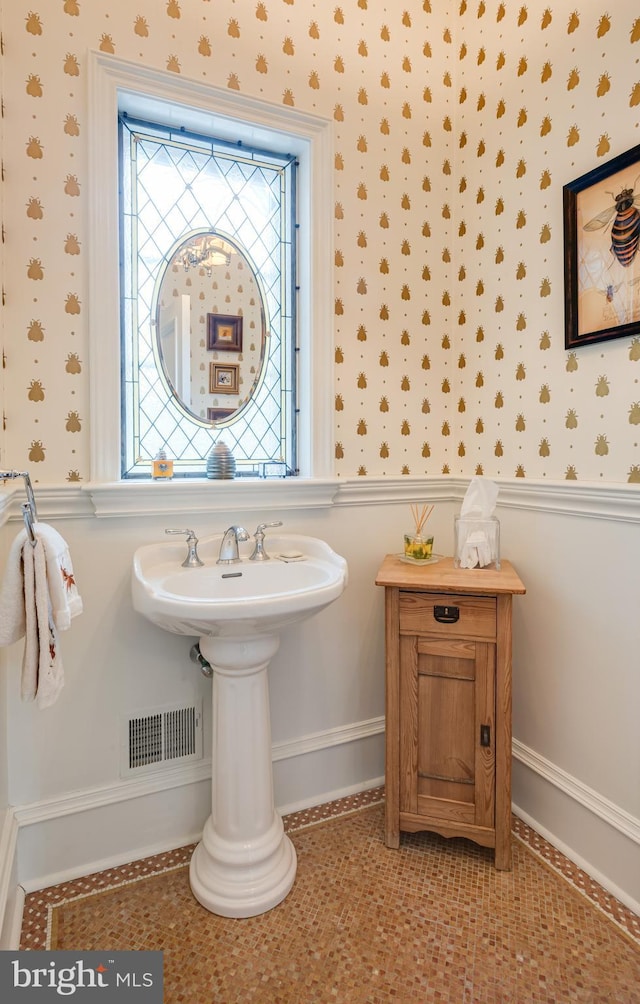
[2,0,640,484]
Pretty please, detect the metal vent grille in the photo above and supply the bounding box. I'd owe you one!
[122,702,203,776]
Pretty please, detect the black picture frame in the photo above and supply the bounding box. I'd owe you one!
[563,143,640,349]
[207,313,243,352]
[207,407,234,422]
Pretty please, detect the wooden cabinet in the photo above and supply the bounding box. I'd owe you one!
[376,555,525,869]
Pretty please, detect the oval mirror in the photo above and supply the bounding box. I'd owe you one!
[153,230,267,424]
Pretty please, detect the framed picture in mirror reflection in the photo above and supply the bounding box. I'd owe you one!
[210,362,239,395]
[207,407,234,422]
[207,312,243,352]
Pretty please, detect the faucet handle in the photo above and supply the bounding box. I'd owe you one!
[254,521,283,536]
[165,528,204,567]
[165,528,197,541]
[250,521,283,561]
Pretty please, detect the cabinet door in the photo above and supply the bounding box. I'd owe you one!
[399,634,495,829]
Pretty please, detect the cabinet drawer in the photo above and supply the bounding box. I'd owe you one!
[399,591,496,640]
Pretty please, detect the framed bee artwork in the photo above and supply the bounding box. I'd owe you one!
[210,362,239,395]
[564,142,640,348]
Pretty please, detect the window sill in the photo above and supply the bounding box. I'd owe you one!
[83,478,340,518]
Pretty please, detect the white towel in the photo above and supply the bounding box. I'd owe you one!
[33,522,83,630]
[21,537,64,709]
[0,528,28,645]
[0,522,81,707]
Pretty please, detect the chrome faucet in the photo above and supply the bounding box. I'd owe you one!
[165,528,204,568]
[217,525,250,564]
[249,521,283,561]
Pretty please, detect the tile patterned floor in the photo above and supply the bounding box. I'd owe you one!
[20,788,640,1003]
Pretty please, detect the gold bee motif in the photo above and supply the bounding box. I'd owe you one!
[64,54,80,77]
[64,175,81,196]
[567,125,580,147]
[597,14,611,38]
[29,440,45,462]
[27,259,44,280]
[28,380,45,402]
[64,115,80,137]
[28,320,45,342]
[26,198,43,220]
[26,12,43,34]
[26,137,44,159]
[26,74,43,97]
[595,435,609,456]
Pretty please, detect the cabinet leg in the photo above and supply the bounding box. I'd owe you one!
[384,806,400,849]
[494,836,512,870]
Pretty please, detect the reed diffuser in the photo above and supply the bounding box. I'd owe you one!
[404,503,435,561]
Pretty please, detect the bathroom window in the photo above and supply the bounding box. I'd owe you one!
[88,53,333,489]
[119,116,297,478]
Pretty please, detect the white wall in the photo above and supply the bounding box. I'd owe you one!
[0,478,637,922]
[0,0,639,943]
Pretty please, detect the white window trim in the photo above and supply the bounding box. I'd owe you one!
[86,51,336,514]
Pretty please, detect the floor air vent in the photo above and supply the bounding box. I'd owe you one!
[122,701,203,776]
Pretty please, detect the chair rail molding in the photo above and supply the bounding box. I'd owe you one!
[1,476,638,523]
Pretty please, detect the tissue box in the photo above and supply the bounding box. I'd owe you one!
[454,516,500,570]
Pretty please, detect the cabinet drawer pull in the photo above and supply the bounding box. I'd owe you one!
[433,604,460,624]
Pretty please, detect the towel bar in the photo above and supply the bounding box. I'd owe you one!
[1,469,40,545]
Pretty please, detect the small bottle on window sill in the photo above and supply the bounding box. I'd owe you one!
[152,448,174,480]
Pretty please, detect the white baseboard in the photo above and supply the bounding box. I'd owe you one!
[513,739,640,846]
[0,808,23,949]
[12,716,385,892]
[513,740,640,916]
[512,801,640,918]
[1,882,24,951]
[4,722,638,922]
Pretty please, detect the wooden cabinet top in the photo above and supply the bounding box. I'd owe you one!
[375,554,526,596]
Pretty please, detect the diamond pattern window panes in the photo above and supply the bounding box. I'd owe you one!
[119,116,297,478]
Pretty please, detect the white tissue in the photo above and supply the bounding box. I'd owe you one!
[460,476,498,519]
[456,477,499,569]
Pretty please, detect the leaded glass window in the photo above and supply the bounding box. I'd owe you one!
[119,115,297,478]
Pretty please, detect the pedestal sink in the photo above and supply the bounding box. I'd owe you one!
[131,532,348,918]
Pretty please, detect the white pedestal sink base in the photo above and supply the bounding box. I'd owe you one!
[190,816,296,919]
[132,534,348,917]
[191,634,296,918]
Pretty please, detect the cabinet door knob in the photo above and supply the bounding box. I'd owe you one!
[433,604,460,623]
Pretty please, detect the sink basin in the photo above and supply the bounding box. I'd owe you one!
[132,533,348,637]
[130,531,348,919]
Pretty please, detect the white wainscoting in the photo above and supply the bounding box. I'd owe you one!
[11,716,385,893]
[0,476,638,941]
